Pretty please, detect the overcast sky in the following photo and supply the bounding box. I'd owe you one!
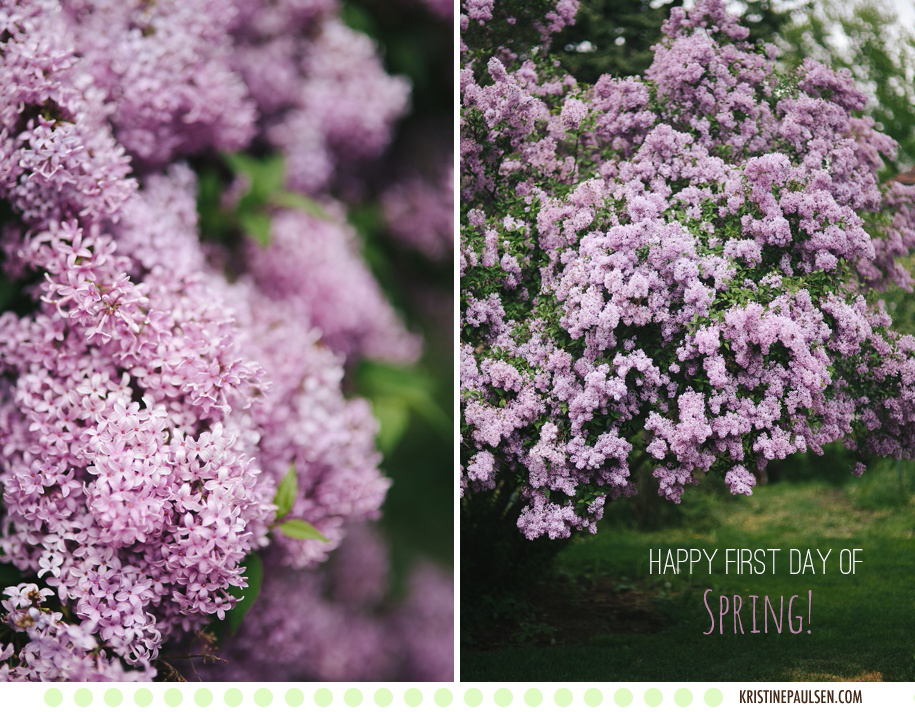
[896,0,915,28]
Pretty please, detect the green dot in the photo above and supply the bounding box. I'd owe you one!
[585,689,603,707]
[194,689,213,707]
[254,689,273,707]
[465,689,483,708]
[225,689,243,707]
[494,689,512,707]
[135,689,153,707]
[704,689,723,707]
[165,689,183,707]
[374,690,393,707]
[614,689,633,707]
[524,689,543,707]
[434,689,453,707]
[104,689,123,707]
[675,688,693,707]
[555,689,573,707]
[344,689,362,707]
[405,689,423,707]
[645,688,663,707]
[286,689,304,707]
[315,689,333,707]
[44,689,63,707]
[74,689,93,708]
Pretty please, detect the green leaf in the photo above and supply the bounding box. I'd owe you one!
[224,153,285,205]
[240,212,273,248]
[372,397,411,454]
[225,553,263,636]
[273,191,330,220]
[355,361,452,443]
[278,519,329,542]
[274,464,298,520]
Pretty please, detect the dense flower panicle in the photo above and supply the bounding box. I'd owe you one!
[198,527,453,682]
[0,173,395,667]
[59,0,256,167]
[229,2,410,195]
[246,208,420,364]
[382,150,455,261]
[0,290,274,662]
[0,0,135,227]
[228,285,390,567]
[0,584,154,681]
[460,0,915,539]
[0,0,444,680]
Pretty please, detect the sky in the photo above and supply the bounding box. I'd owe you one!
[896,0,915,29]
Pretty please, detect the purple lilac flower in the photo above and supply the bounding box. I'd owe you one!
[460,0,915,539]
[0,0,447,681]
[196,526,453,682]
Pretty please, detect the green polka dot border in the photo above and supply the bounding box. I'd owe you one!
[32,685,732,709]
[103,688,123,707]
[73,689,93,708]
[43,690,63,708]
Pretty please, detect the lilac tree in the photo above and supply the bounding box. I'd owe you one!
[460,0,915,541]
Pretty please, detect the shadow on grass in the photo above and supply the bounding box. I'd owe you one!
[461,461,915,681]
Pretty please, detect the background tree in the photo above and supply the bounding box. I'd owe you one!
[778,0,915,175]
[554,0,794,83]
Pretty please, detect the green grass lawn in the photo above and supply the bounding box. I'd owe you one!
[461,464,915,681]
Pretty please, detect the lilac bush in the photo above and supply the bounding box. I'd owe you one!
[460,0,915,540]
[0,0,451,681]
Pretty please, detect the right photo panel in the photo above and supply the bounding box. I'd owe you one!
[459,0,915,683]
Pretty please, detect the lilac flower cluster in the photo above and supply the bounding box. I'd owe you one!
[0,584,150,681]
[1,0,450,681]
[460,0,915,539]
[196,524,454,682]
[382,143,455,262]
[229,0,410,196]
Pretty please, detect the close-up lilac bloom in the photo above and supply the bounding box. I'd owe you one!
[0,0,453,682]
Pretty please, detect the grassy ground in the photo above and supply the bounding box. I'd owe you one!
[461,462,915,681]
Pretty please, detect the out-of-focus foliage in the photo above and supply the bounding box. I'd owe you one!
[554,0,793,83]
[341,0,454,576]
[778,0,915,174]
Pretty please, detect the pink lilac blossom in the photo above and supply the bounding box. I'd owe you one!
[382,149,454,261]
[0,0,442,681]
[0,584,153,681]
[460,0,915,539]
[59,0,256,167]
[196,526,453,682]
[245,207,420,364]
[229,3,410,195]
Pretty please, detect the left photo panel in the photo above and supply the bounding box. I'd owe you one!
[0,0,454,682]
